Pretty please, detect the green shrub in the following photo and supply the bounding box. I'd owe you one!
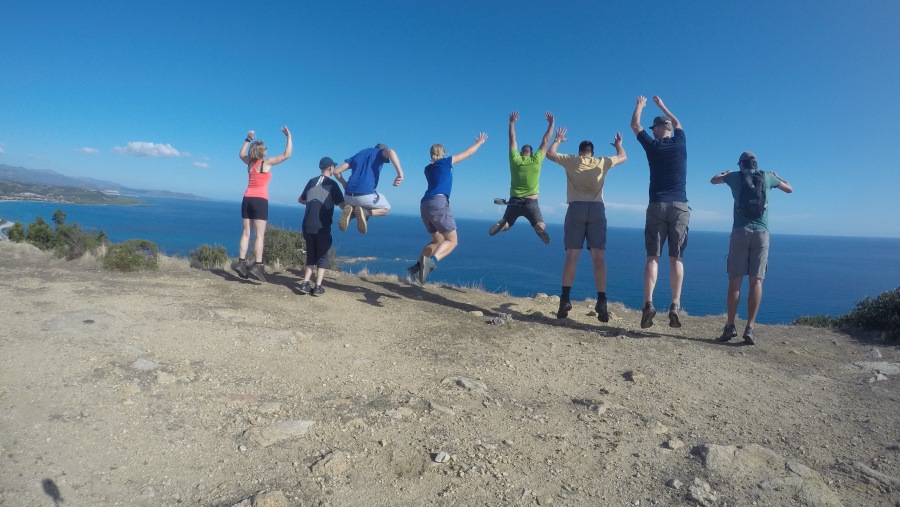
[7,222,25,242]
[189,244,228,270]
[103,239,159,271]
[25,216,55,250]
[263,226,306,270]
[54,223,105,260]
[52,209,67,227]
[795,287,900,340]
[326,248,342,272]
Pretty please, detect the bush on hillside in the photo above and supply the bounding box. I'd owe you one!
[103,239,159,271]
[25,216,55,250]
[189,244,228,270]
[794,287,900,341]
[7,222,26,242]
[263,226,306,270]
[54,223,107,260]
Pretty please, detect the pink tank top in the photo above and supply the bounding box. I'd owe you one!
[243,160,271,199]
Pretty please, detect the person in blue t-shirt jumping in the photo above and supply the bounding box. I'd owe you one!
[631,95,689,329]
[710,152,793,345]
[408,132,488,285]
[333,144,404,234]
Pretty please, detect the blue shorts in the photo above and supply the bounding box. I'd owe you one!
[303,231,333,269]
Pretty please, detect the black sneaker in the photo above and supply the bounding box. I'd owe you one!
[743,326,756,345]
[232,259,250,279]
[595,298,609,323]
[338,205,354,232]
[311,285,325,297]
[534,225,551,244]
[668,303,682,328]
[717,323,738,342]
[249,262,267,282]
[298,281,312,294]
[355,206,368,234]
[407,262,422,285]
[557,299,572,319]
[640,302,656,328]
[489,219,507,236]
[417,256,436,285]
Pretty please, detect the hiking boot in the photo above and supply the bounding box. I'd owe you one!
[311,285,325,297]
[417,256,436,285]
[640,301,656,328]
[534,225,551,244]
[232,259,250,279]
[668,303,682,328]
[489,219,506,236]
[557,299,572,319]
[595,298,609,323]
[338,205,354,232]
[743,326,756,345]
[355,206,368,234]
[407,262,422,285]
[298,280,312,294]
[717,323,738,342]
[249,262,267,282]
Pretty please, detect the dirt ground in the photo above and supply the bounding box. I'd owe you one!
[1,241,898,507]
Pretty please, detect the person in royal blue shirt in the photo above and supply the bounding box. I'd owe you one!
[631,95,689,330]
[297,156,347,297]
[332,144,404,235]
[408,132,488,285]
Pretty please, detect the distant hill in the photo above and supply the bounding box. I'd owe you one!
[0,179,143,205]
[0,164,207,200]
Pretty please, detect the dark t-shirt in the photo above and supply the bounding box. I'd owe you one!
[636,128,687,203]
[300,176,344,233]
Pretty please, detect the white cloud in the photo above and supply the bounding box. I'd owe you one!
[114,141,181,157]
[0,144,5,155]
[604,201,648,213]
[28,154,44,160]
[77,147,100,156]
[192,161,210,169]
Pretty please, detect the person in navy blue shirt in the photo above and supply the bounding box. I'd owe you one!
[332,144,404,235]
[297,156,347,296]
[408,132,488,285]
[631,95,689,329]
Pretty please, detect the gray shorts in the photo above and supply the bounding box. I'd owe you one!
[564,201,607,250]
[645,201,690,258]
[501,197,544,227]
[727,227,769,279]
[345,191,391,210]
[420,194,456,234]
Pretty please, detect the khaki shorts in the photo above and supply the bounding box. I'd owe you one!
[727,227,769,279]
[645,201,690,258]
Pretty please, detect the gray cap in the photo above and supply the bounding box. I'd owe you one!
[651,116,673,128]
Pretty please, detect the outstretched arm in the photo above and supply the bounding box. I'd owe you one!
[770,171,793,193]
[383,148,404,186]
[653,96,681,130]
[451,132,488,164]
[546,127,567,162]
[610,132,626,166]
[508,111,518,152]
[537,111,555,153]
[239,130,255,163]
[266,126,293,166]
[710,169,732,184]
[630,96,646,135]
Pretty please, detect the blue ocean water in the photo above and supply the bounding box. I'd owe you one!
[2,197,899,325]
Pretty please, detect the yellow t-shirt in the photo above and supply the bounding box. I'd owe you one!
[552,154,616,203]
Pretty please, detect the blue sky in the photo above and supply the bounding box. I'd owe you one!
[2,0,899,237]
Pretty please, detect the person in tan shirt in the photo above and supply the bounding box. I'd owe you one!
[546,126,626,323]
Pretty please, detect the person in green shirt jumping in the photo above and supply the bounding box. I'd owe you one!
[488,111,555,244]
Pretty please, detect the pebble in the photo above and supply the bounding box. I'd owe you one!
[469,310,484,317]
[666,478,683,489]
[625,370,647,383]
[433,450,450,463]
[665,438,685,450]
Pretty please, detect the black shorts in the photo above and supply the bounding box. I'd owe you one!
[241,197,269,221]
[303,231,333,269]
[501,197,544,227]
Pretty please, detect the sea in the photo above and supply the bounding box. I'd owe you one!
[2,197,899,325]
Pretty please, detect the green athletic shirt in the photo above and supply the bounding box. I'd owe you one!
[509,147,544,197]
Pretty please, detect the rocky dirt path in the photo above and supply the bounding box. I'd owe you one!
[1,241,898,506]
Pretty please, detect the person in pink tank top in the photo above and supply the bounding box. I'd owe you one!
[231,126,292,282]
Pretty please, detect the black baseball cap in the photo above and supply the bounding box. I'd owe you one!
[651,116,672,128]
[318,156,336,169]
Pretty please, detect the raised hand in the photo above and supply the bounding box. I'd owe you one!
[509,111,519,123]
[555,127,568,143]
[652,96,665,108]
[246,130,256,141]
[281,125,290,137]
[474,132,488,144]
[636,96,647,108]
[611,132,623,147]
[545,111,554,124]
